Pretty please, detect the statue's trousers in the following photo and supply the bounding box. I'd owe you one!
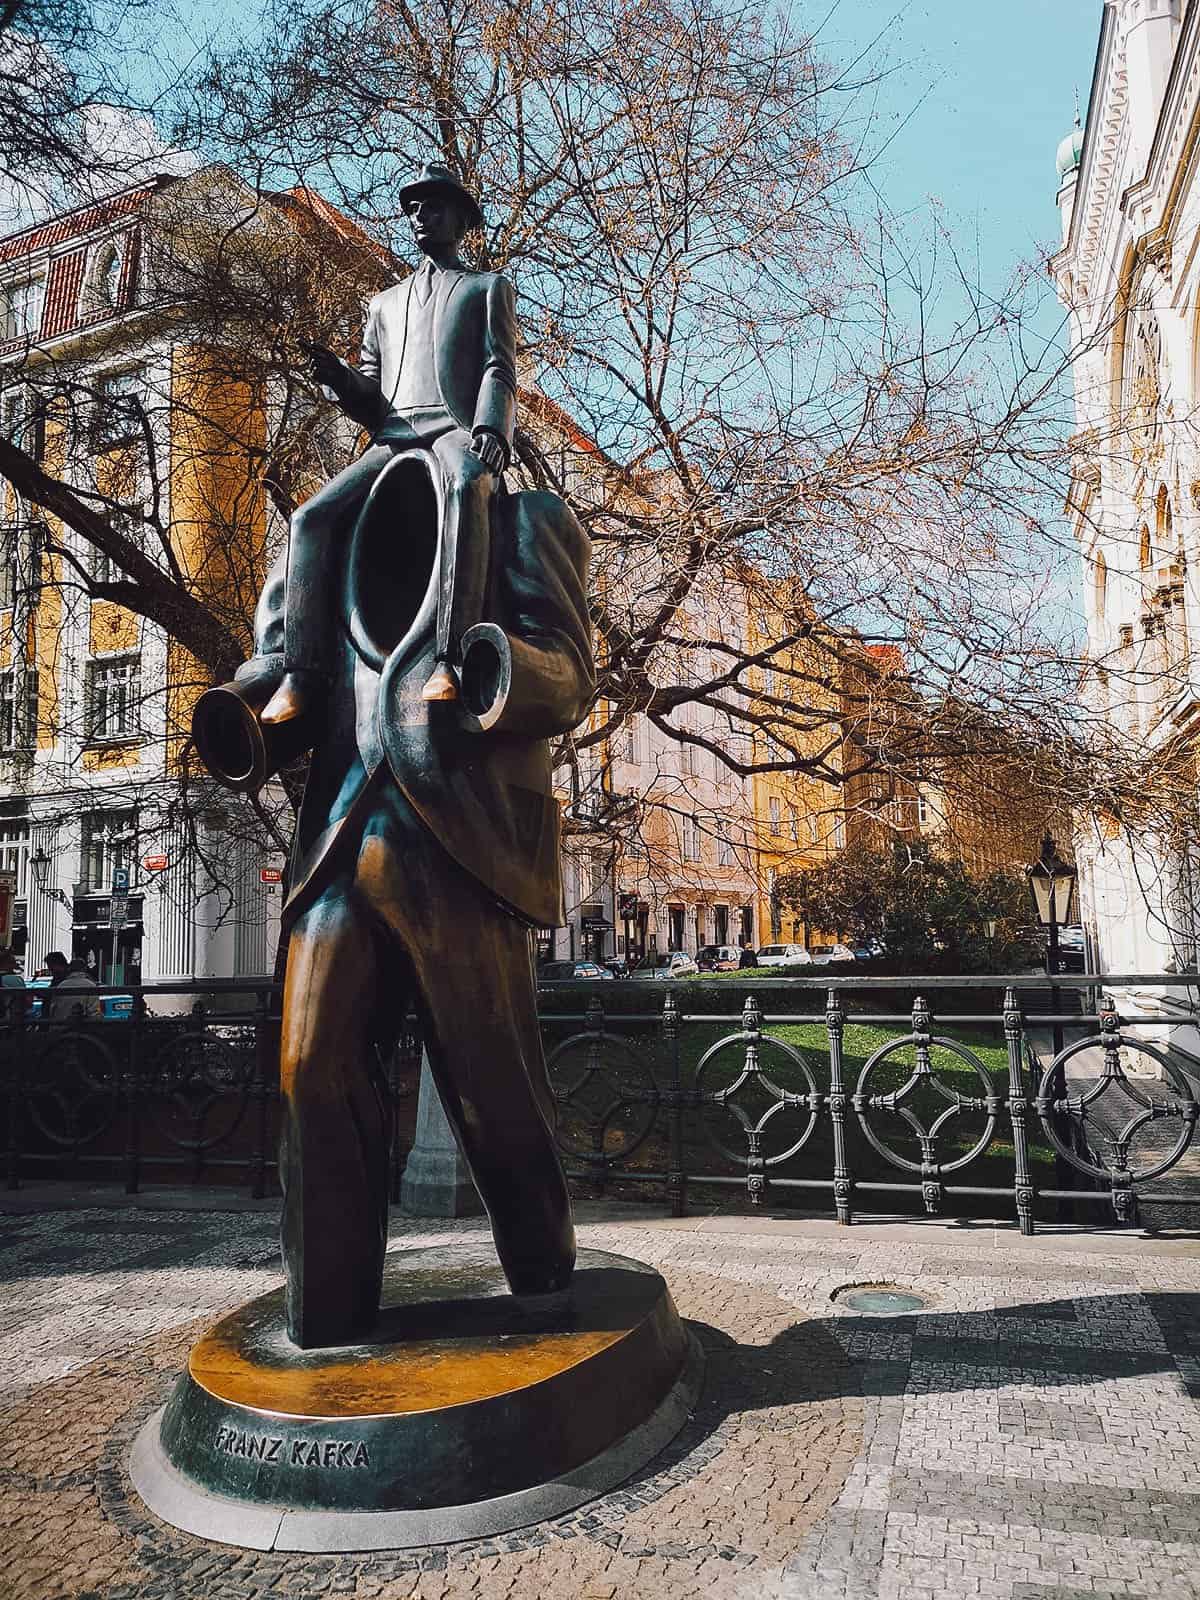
[278,782,575,1348]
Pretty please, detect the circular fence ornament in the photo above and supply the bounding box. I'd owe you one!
[1036,1007,1199,1187]
[24,1029,121,1153]
[694,995,822,1171]
[852,998,1003,1177]
[548,1000,660,1170]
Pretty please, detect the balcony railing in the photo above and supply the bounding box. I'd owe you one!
[3,973,1198,1231]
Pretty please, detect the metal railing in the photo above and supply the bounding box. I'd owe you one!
[3,974,1198,1231]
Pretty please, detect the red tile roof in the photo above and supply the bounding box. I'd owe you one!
[0,179,171,264]
[863,644,906,673]
[41,247,86,340]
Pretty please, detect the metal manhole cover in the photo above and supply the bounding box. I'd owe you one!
[832,1284,930,1314]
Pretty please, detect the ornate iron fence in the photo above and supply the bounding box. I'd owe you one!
[3,974,1198,1231]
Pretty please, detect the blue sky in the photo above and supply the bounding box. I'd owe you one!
[819,1,1102,299]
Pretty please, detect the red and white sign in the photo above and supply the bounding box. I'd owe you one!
[142,853,169,872]
[0,872,15,947]
[260,867,283,885]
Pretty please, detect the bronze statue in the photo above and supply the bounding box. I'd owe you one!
[263,164,513,719]
[193,164,594,1349]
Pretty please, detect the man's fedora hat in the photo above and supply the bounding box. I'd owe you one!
[399,163,484,231]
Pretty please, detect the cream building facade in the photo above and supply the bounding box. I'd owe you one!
[1051,1,1200,1019]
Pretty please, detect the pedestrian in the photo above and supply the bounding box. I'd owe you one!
[0,949,24,1021]
[48,957,100,1023]
[43,950,69,986]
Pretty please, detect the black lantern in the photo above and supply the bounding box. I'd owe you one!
[30,845,51,893]
[1027,833,1077,984]
[1027,834,1076,929]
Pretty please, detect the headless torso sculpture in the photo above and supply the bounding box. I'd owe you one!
[195,164,595,1348]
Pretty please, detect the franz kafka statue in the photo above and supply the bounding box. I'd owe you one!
[192,163,595,1348]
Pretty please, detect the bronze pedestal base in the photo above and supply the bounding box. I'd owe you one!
[129,1244,701,1552]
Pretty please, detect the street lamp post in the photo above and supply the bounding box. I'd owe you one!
[1026,833,1078,1059]
[30,845,71,912]
[1026,833,1080,1211]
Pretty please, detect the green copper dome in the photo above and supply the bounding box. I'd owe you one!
[1057,122,1084,178]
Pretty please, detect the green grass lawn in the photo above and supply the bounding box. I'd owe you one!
[542,1006,1056,1218]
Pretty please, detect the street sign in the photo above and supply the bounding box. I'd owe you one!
[143,853,168,872]
[260,867,283,886]
[110,889,129,928]
[111,868,130,892]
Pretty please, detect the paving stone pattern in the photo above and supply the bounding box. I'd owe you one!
[1,1204,1199,1599]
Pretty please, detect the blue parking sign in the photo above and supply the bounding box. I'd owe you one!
[112,868,130,891]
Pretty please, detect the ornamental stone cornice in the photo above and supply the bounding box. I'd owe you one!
[1050,4,1122,293]
[1121,0,1200,243]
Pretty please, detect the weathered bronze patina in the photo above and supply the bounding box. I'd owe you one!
[131,1246,701,1550]
[192,164,595,1350]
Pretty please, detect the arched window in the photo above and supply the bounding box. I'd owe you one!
[104,246,122,306]
[79,240,123,318]
[1094,550,1108,621]
[1121,291,1163,448]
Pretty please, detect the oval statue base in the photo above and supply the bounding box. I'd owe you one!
[130,1244,702,1552]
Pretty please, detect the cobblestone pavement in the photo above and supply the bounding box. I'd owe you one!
[2,1197,1199,1599]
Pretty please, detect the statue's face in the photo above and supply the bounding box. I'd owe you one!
[406,192,468,252]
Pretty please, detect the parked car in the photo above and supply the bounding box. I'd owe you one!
[632,951,699,980]
[808,943,856,966]
[24,977,135,1020]
[1054,925,1086,974]
[603,957,631,979]
[696,944,741,972]
[754,944,812,967]
[537,960,613,982]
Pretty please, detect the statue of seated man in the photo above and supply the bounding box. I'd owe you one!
[262,162,515,724]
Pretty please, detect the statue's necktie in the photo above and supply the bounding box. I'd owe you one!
[413,262,434,307]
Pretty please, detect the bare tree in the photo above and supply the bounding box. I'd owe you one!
[1,0,1160,942]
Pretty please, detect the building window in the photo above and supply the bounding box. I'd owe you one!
[89,504,143,586]
[789,806,801,843]
[80,240,125,317]
[683,813,702,862]
[1,385,45,461]
[87,655,140,741]
[0,818,29,896]
[0,669,37,750]
[81,810,137,892]
[1094,551,1107,622]
[0,531,17,609]
[717,830,735,867]
[917,790,928,825]
[2,278,44,342]
[91,368,146,451]
[769,795,781,833]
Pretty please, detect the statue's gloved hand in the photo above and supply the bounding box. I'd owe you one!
[469,428,507,475]
[300,340,349,396]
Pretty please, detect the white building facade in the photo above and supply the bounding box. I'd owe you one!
[1052,0,1200,1016]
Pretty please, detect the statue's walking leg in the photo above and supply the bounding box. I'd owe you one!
[278,878,391,1348]
[357,822,576,1297]
[262,444,395,726]
[422,430,495,702]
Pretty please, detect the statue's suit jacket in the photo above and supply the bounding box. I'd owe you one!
[243,478,593,932]
[229,263,591,930]
[358,268,518,451]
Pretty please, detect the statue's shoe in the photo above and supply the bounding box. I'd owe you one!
[261,671,317,725]
[421,665,460,702]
